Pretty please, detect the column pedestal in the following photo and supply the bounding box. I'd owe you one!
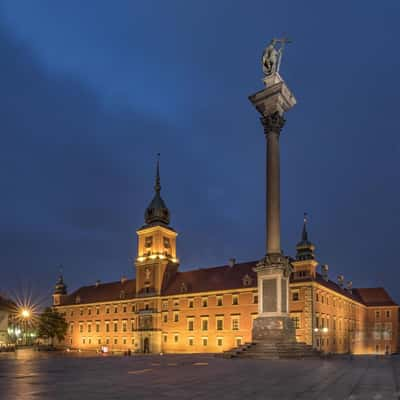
[252,253,295,343]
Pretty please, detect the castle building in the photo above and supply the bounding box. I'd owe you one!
[53,163,398,355]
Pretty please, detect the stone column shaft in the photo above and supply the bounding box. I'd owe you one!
[262,112,285,255]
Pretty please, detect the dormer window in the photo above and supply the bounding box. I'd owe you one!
[180,282,187,293]
[242,274,253,286]
[163,237,171,248]
[75,296,81,304]
[120,290,126,299]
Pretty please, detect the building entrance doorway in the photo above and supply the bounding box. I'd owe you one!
[143,337,150,353]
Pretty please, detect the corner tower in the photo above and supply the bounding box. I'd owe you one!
[135,157,179,296]
[291,213,318,279]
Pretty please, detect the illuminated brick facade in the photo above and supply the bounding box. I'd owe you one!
[53,172,398,355]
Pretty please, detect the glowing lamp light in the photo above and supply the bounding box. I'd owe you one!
[21,309,31,318]
[322,327,329,333]
[314,328,319,332]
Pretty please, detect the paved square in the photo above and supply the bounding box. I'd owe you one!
[1,349,400,400]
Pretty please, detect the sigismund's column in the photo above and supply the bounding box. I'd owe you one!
[250,39,297,343]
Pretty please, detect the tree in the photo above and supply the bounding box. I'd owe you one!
[37,307,68,346]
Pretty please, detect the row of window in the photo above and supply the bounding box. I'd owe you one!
[79,337,134,346]
[68,293,258,317]
[375,310,392,320]
[163,335,243,348]
[162,294,258,309]
[72,314,244,334]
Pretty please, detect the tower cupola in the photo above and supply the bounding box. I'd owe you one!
[144,155,170,226]
[295,213,316,261]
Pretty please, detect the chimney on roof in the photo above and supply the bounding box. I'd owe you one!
[121,275,127,284]
[337,275,344,289]
[228,258,236,268]
[95,280,101,287]
[347,281,353,293]
[321,264,329,282]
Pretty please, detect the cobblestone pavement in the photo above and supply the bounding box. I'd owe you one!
[1,349,400,400]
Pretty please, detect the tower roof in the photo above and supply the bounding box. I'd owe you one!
[54,273,67,295]
[144,155,170,226]
[295,213,315,261]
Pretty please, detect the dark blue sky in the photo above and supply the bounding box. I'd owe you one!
[1,1,400,305]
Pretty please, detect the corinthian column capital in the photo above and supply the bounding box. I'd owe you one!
[261,111,286,136]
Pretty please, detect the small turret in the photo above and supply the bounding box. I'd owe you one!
[53,268,67,306]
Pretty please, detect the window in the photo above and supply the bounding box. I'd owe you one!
[173,311,179,323]
[114,306,118,313]
[375,311,380,320]
[253,294,258,304]
[88,308,92,316]
[106,306,110,314]
[292,291,299,301]
[96,322,100,333]
[87,323,92,333]
[374,323,382,339]
[316,293,319,302]
[232,316,240,331]
[132,338,135,345]
[98,338,101,345]
[174,334,179,343]
[291,315,300,329]
[232,295,239,305]
[202,318,208,331]
[315,316,319,329]
[386,310,391,318]
[113,321,118,332]
[70,323,74,334]
[96,307,100,315]
[202,297,208,307]
[163,334,167,343]
[163,313,168,323]
[82,338,86,344]
[187,318,194,331]
[80,308,83,316]
[122,320,127,332]
[202,337,208,346]
[173,299,179,307]
[123,338,127,345]
[216,317,224,331]
[188,337,194,346]
[106,338,110,345]
[79,323,83,333]
[188,298,194,308]
[235,337,242,347]
[384,323,392,340]
[123,305,127,313]
[162,301,168,310]
[105,321,110,332]
[70,310,74,317]
[88,338,92,345]
[131,319,135,331]
[216,296,223,306]
[132,304,136,312]
[217,337,223,347]
[114,338,118,345]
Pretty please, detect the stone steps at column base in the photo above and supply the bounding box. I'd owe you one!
[221,341,321,360]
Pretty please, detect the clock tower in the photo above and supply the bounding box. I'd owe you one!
[135,158,179,296]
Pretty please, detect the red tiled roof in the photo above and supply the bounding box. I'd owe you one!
[162,261,258,296]
[352,288,397,307]
[61,279,136,306]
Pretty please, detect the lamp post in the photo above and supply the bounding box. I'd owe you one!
[20,308,31,346]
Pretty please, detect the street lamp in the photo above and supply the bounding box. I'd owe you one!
[20,308,32,346]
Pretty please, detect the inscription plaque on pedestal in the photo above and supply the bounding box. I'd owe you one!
[262,278,277,312]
